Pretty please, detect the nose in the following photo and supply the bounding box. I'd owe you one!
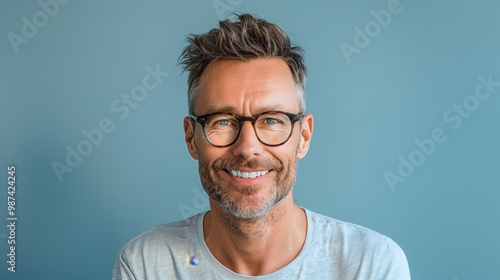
[231,121,264,159]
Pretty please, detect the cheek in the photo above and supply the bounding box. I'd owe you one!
[198,145,229,169]
[269,147,297,174]
[278,138,301,158]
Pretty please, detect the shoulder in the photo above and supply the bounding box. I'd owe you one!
[119,213,200,258]
[113,214,203,279]
[305,209,410,277]
[308,209,395,247]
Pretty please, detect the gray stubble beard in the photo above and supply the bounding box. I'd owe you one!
[198,153,298,237]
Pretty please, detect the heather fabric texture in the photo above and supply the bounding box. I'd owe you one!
[113,209,410,280]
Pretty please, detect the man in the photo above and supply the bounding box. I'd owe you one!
[113,14,410,279]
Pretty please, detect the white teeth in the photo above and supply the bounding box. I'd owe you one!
[228,169,269,178]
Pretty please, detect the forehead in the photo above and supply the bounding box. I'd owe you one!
[195,58,299,115]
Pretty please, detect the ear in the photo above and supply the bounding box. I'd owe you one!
[296,113,313,159]
[184,117,199,160]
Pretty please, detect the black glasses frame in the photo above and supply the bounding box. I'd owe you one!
[190,111,303,147]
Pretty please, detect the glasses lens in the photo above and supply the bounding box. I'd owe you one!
[255,112,293,145]
[204,114,239,146]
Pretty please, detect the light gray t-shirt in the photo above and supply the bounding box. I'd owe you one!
[113,209,410,279]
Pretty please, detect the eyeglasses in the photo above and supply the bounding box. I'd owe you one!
[190,111,303,147]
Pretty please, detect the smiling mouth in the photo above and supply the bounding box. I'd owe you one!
[225,169,270,179]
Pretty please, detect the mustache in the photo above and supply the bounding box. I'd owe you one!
[212,155,282,171]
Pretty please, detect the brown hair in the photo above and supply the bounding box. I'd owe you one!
[179,13,307,114]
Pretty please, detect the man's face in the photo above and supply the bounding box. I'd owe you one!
[184,58,313,220]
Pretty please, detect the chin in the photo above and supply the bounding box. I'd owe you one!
[221,200,274,220]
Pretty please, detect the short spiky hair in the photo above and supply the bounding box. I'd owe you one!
[179,13,307,114]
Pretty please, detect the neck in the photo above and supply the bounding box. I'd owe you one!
[203,195,307,276]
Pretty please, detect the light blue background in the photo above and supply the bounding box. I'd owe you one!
[1,0,499,279]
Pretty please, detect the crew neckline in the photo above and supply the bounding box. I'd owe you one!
[196,208,314,279]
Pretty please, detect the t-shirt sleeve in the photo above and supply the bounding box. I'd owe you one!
[112,247,137,280]
[375,239,411,280]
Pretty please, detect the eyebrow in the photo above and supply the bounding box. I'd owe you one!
[203,105,236,115]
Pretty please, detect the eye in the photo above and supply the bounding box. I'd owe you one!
[216,119,230,126]
[264,118,280,125]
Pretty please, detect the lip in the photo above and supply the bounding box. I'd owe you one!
[229,168,268,172]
